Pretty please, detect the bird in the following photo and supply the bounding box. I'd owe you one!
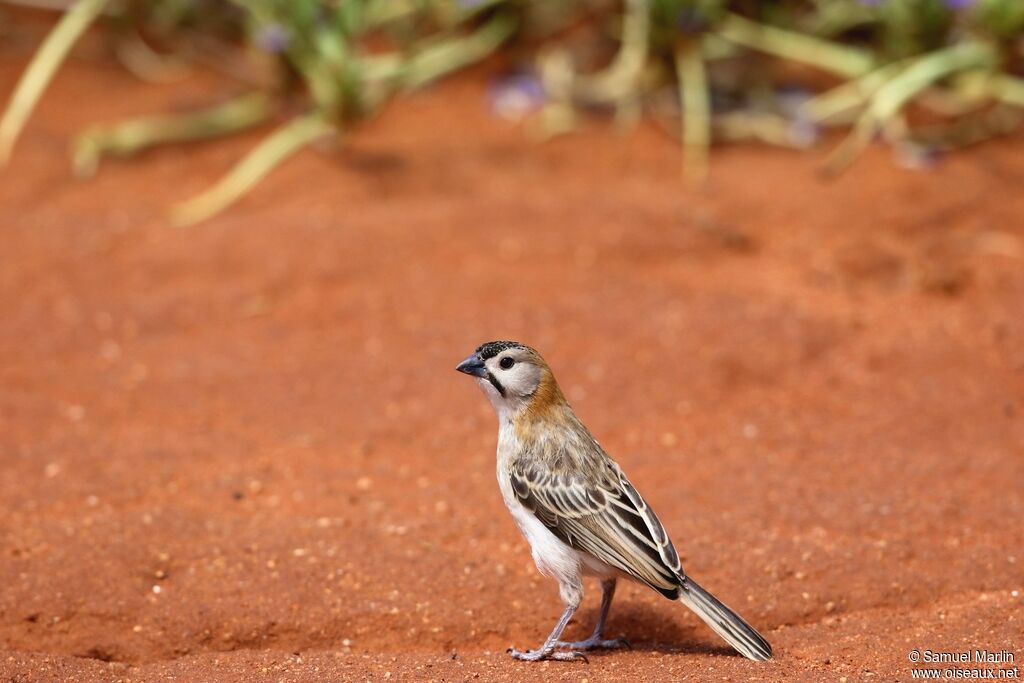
[455,340,772,663]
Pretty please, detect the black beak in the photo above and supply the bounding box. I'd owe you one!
[455,353,487,378]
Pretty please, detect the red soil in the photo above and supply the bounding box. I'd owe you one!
[1,26,1022,683]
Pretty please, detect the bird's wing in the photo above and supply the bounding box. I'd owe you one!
[509,459,684,598]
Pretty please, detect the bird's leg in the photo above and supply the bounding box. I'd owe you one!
[508,601,588,662]
[554,579,631,651]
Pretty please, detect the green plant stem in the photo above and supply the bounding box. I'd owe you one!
[802,62,904,123]
[0,0,109,164]
[916,72,991,117]
[869,42,995,122]
[72,92,273,177]
[359,14,516,111]
[717,12,874,78]
[714,111,815,148]
[535,49,578,138]
[573,0,649,105]
[399,14,517,90]
[171,112,333,227]
[533,0,648,137]
[825,42,996,174]
[366,0,503,28]
[113,30,191,84]
[909,105,1023,151]
[989,74,1024,108]
[675,38,710,183]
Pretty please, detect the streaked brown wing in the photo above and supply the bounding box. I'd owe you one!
[510,459,684,598]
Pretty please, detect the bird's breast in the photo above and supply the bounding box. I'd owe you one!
[495,429,581,582]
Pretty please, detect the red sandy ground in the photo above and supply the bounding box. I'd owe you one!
[1,28,1023,683]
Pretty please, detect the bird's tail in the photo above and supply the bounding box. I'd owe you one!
[677,578,773,661]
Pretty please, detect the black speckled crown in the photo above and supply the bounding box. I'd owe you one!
[476,340,524,360]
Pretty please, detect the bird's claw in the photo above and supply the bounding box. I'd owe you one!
[553,636,631,651]
[507,647,589,663]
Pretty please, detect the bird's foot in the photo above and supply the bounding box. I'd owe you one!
[553,636,631,651]
[507,646,588,663]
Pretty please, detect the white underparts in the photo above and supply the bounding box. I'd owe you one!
[494,420,618,606]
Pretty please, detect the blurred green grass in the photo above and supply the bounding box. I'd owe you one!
[2,0,1023,223]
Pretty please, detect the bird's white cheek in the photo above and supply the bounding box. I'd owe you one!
[502,369,538,398]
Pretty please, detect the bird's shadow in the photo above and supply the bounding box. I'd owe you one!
[568,601,739,658]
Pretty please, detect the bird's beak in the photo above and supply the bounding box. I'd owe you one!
[455,353,487,378]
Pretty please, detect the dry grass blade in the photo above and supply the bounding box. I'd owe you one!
[717,12,874,79]
[0,0,109,164]
[171,112,333,227]
[824,42,996,174]
[72,93,273,177]
[676,38,710,183]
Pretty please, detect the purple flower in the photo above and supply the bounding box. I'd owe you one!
[255,24,289,54]
[896,143,941,170]
[777,85,813,117]
[787,118,820,148]
[777,86,820,147]
[488,72,546,120]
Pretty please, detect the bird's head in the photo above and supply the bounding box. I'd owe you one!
[455,340,564,420]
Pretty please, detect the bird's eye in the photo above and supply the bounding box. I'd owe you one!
[499,356,515,370]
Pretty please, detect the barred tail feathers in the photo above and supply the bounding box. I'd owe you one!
[677,578,773,661]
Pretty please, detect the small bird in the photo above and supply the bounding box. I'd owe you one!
[456,340,772,663]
